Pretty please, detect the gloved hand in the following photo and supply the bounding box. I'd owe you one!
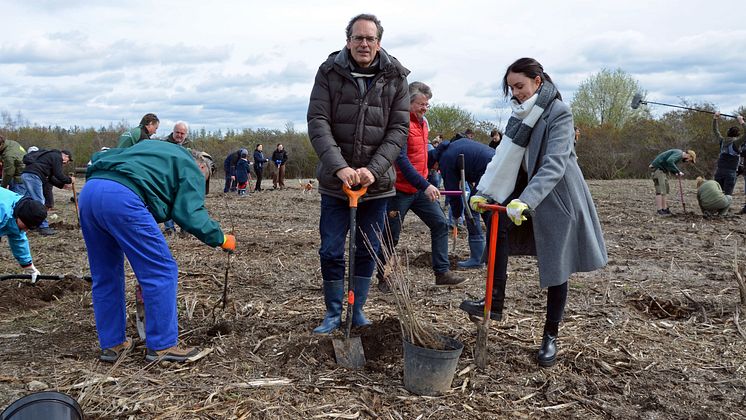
[470,195,489,213]
[22,263,40,283]
[506,199,529,226]
[221,234,236,253]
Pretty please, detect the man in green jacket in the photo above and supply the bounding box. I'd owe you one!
[696,177,732,216]
[649,149,696,216]
[79,140,236,363]
[117,113,160,148]
[0,134,27,193]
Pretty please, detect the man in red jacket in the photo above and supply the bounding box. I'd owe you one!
[377,81,465,291]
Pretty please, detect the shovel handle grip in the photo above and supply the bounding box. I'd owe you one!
[342,184,367,208]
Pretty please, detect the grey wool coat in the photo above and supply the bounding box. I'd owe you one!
[478,98,607,288]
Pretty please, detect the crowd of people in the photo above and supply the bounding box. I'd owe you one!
[1,12,742,371]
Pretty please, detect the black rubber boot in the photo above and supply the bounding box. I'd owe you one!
[351,276,372,327]
[313,280,344,334]
[458,276,506,320]
[537,320,560,367]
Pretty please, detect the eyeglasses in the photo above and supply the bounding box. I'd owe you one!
[349,35,378,44]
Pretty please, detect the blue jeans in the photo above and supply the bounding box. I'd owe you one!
[381,190,450,274]
[79,179,179,351]
[20,173,49,229]
[164,219,175,231]
[319,194,386,281]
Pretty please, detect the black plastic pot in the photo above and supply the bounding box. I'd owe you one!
[402,335,464,396]
[1,391,83,420]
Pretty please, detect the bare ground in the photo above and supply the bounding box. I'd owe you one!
[1,178,745,419]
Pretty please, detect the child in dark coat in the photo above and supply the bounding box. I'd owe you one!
[235,152,251,195]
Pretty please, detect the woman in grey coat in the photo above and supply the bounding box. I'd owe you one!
[463,57,607,367]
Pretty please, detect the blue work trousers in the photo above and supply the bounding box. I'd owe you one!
[319,194,386,281]
[381,190,450,274]
[20,173,49,229]
[79,179,179,351]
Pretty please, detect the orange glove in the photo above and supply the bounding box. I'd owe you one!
[221,234,236,252]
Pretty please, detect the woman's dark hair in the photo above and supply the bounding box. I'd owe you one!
[501,57,562,100]
[255,144,262,151]
[727,126,741,137]
[139,113,159,127]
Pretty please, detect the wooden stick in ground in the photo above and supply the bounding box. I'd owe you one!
[70,175,80,227]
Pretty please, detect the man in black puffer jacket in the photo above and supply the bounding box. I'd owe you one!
[307,13,409,335]
[21,149,73,235]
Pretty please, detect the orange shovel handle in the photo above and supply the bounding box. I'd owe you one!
[342,184,368,208]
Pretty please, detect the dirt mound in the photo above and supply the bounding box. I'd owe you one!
[0,279,89,310]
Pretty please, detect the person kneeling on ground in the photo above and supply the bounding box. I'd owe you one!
[1,188,47,282]
[79,140,236,364]
[696,177,732,217]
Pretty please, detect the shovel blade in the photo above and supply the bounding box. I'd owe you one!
[135,285,146,341]
[475,322,489,370]
[332,336,366,369]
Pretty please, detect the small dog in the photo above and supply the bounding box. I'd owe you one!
[299,179,315,194]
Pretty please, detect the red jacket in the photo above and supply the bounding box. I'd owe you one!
[394,113,429,194]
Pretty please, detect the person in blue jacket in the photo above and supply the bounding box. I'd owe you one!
[223,149,246,193]
[432,139,495,269]
[0,188,47,282]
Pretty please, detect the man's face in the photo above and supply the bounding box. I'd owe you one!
[346,19,380,68]
[173,124,187,144]
[61,153,70,164]
[410,95,429,120]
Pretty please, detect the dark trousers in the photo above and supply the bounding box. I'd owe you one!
[319,194,386,281]
[254,168,264,191]
[714,168,737,195]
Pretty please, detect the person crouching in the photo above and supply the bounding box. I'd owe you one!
[79,140,236,364]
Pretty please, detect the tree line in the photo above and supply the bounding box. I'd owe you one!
[2,68,744,180]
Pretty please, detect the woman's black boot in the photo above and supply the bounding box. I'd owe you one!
[537,320,559,367]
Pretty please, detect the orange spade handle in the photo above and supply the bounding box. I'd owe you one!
[342,184,368,208]
[348,290,355,305]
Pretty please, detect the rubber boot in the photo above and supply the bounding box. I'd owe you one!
[537,320,560,367]
[458,276,506,321]
[351,276,372,328]
[458,238,485,269]
[312,280,344,334]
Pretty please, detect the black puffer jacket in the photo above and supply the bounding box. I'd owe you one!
[307,48,410,200]
[22,149,72,188]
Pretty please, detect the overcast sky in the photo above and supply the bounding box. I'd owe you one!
[1,0,744,135]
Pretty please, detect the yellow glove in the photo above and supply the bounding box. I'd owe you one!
[506,199,529,226]
[469,195,489,213]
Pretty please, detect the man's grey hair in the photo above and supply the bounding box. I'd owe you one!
[191,149,215,176]
[346,13,383,40]
[174,121,189,132]
[409,81,432,102]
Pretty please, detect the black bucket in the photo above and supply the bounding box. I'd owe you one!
[1,391,83,420]
[402,335,464,396]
